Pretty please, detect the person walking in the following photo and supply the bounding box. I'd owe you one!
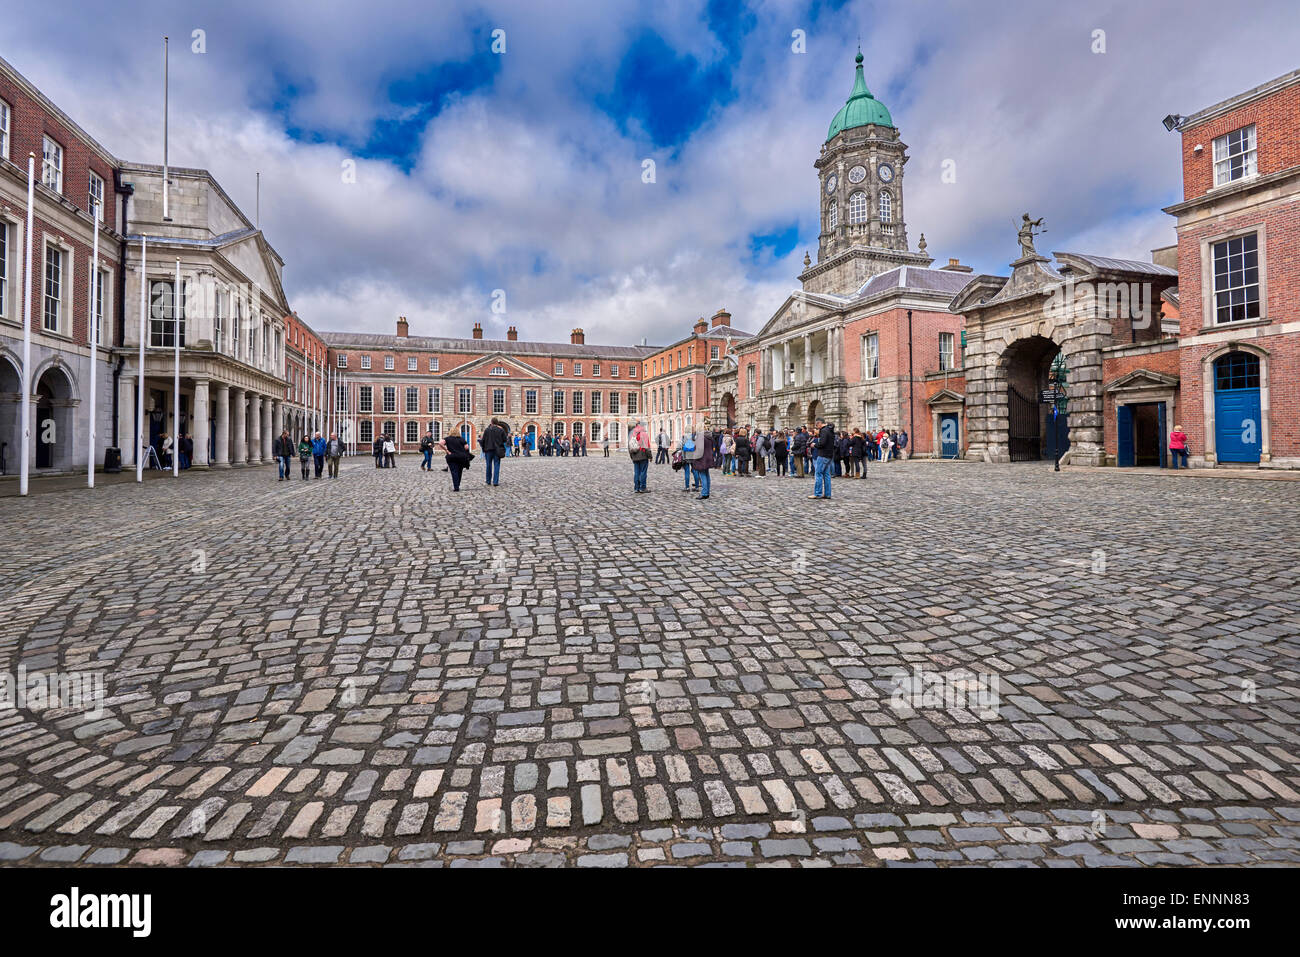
[684,423,714,499]
[310,430,327,479]
[372,433,384,469]
[419,430,435,471]
[656,429,669,465]
[481,417,506,486]
[1169,424,1190,469]
[438,431,472,491]
[773,430,788,477]
[790,427,808,478]
[811,417,836,500]
[629,419,652,493]
[383,433,397,468]
[297,435,312,480]
[602,435,611,458]
[326,432,344,478]
[273,429,294,481]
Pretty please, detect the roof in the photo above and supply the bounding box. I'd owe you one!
[1051,252,1177,277]
[852,265,975,300]
[827,51,894,140]
[319,331,659,359]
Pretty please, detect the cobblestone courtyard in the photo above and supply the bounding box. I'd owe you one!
[1,457,1298,867]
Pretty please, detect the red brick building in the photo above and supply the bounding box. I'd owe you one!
[319,318,653,453]
[1162,67,1300,467]
[643,308,751,442]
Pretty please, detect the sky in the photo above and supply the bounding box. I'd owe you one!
[3,0,1298,347]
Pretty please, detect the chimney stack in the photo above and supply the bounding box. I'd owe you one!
[507,326,518,341]
[939,257,973,273]
[472,322,483,339]
[396,316,409,338]
[711,308,731,328]
[570,328,585,345]
[693,317,708,334]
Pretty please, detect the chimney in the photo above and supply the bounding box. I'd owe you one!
[472,322,483,339]
[693,318,708,335]
[939,257,973,273]
[711,308,731,328]
[570,328,585,345]
[507,326,518,341]
[396,316,409,337]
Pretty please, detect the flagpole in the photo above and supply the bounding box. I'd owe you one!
[136,236,148,482]
[162,37,170,222]
[19,154,35,497]
[172,257,180,476]
[88,197,100,488]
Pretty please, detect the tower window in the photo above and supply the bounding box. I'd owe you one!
[827,200,838,229]
[879,191,892,224]
[848,191,867,225]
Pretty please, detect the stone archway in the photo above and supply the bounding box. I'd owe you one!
[1000,335,1063,462]
[807,399,822,427]
[721,392,736,428]
[0,353,20,474]
[34,363,77,470]
[767,404,779,430]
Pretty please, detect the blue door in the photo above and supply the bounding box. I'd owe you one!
[1156,402,1167,468]
[1213,353,1261,463]
[1116,405,1134,467]
[939,413,960,458]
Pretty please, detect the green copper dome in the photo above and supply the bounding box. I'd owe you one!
[827,51,894,139]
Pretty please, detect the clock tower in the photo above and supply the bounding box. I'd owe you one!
[801,49,932,296]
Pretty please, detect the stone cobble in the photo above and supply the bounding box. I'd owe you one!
[0,457,1297,866]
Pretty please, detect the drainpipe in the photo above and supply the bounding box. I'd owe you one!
[907,309,915,454]
[111,171,135,447]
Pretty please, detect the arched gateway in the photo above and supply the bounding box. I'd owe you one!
[950,239,1177,466]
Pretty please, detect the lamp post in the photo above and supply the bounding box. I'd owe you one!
[1047,352,1068,472]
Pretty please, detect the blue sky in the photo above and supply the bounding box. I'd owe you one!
[3,0,1299,345]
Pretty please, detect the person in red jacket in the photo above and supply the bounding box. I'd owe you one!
[1169,424,1189,469]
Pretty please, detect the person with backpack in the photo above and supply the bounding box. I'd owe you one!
[790,427,808,477]
[655,429,670,464]
[681,423,713,499]
[629,419,652,493]
[383,433,397,468]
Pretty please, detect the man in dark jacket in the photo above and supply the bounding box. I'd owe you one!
[811,418,836,500]
[372,434,384,469]
[480,418,507,486]
[273,430,294,481]
[734,429,751,476]
[790,428,808,478]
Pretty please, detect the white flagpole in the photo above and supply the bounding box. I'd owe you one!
[19,154,34,497]
[172,257,180,476]
[88,197,100,488]
[162,37,170,222]
[136,236,148,482]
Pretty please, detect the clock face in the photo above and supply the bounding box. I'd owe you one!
[877,163,895,183]
[848,165,867,184]
[824,174,837,194]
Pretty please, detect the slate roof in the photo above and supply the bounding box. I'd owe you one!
[1052,252,1178,277]
[320,331,659,359]
[852,265,976,300]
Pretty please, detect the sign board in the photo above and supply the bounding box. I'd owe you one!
[1039,390,1066,403]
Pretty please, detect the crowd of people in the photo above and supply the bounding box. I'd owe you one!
[265,418,908,500]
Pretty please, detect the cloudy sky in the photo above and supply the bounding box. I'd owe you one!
[4,0,1298,345]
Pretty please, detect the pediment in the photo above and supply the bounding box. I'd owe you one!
[447,352,549,379]
[218,231,289,314]
[926,388,965,406]
[1104,368,1180,393]
[752,293,839,341]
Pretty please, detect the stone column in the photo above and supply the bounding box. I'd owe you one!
[248,395,263,464]
[261,397,273,461]
[214,384,230,467]
[192,379,210,468]
[231,388,246,465]
[783,341,791,389]
[802,334,812,384]
[272,400,282,441]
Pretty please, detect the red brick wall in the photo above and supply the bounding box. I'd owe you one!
[1181,83,1300,200]
[1177,334,1300,459]
[1100,350,1182,458]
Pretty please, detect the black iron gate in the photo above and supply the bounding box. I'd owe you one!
[1008,385,1039,462]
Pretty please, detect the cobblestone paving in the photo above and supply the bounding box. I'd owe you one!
[1,457,1298,867]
